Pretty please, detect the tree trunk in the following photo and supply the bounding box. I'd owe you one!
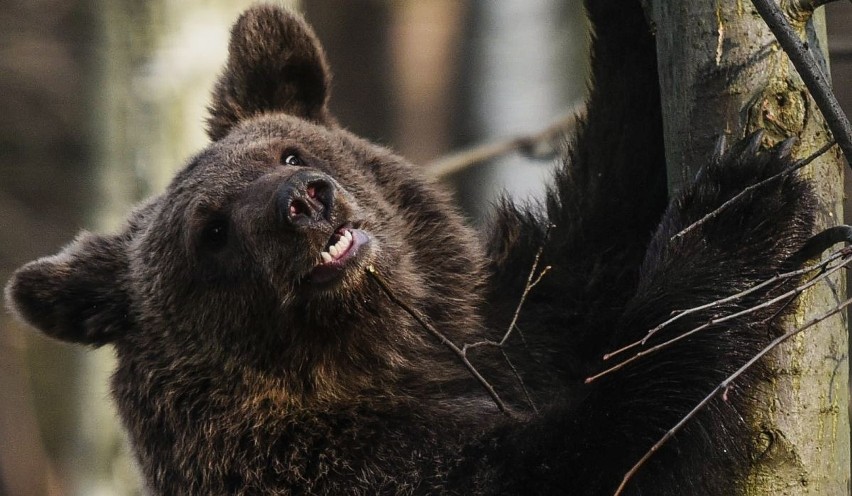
[0,2,99,494]
[649,1,850,493]
[82,1,288,493]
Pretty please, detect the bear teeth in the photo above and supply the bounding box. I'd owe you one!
[320,229,354,263]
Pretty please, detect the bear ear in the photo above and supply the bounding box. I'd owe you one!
[206,5,334,141]
[4,231,132,347]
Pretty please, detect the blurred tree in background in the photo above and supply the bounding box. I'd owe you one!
[1,1,850,495]
[1,1,98,494]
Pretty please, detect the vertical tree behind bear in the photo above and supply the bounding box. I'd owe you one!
[649,1,849,493]
[0,1,98,494]
[85,0,268,493]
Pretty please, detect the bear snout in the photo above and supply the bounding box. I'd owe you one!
[275,170,336,228]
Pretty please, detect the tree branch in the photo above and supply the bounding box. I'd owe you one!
[425,108,583,180]
[367,226,555,416]
[603,244,851,361]
[670,139,835,243]
[613,293,852,496]
[365,265,513,417]
[752,0,852,167]
[604,224,852,493]
[588,248,852,383]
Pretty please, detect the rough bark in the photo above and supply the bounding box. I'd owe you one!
[648,1,850,493]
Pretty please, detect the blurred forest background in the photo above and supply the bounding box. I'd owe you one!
[0,1,850,495]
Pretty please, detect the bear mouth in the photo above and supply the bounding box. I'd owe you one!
[310,223,371,285]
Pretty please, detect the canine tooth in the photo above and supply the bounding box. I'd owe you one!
[321,252,333,263]
[329,245,340,258]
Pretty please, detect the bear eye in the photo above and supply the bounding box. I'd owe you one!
[199,217,229,251]
[282,153,302,166]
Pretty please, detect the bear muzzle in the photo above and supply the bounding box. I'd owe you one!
[275,169,336,227]
[311,225,372,285]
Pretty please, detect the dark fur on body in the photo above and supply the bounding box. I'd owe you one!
[5,2,816,495]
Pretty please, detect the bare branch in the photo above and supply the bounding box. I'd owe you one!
[365,265,513,418]
[751,0,852,167]
[462,225,555,412]
[613,294,852,496]
[602,225,852,490]
[500,348,539,415]
[425,108,583,180]
[588,249,851,384]
[492,225,555,414]
[464,228,554,354]
[501,225,554,346]
[368,225,555,415]
[670,140,835,243]
[603,245,852,361]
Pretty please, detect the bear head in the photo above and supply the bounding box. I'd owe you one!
[5,5,485,403]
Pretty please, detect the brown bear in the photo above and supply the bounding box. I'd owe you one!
[5,2,820,495]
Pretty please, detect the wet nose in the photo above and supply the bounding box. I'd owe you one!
[275,170,336,227]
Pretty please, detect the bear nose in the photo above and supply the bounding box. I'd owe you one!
[275,171,336,227]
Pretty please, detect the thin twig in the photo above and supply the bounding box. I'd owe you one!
[425,109,583,180]
[365,265,513,417]
[501,225,554,346]
[671,140,835,243]
[500,348,539,415]
[612,294,852,496]
[603,246,850,361]
[587,250,851,383]
[752,0,852,167]
[462,225,555,412]
[464,229,554,353]
[369,224,555,415]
